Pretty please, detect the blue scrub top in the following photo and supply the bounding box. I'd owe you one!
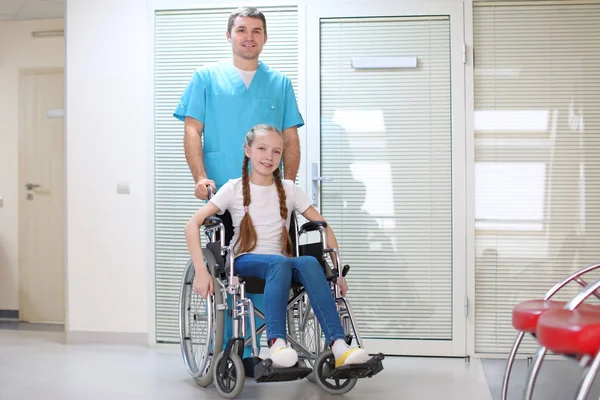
[173,60,304,188]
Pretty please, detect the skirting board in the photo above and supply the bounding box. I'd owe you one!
[66,330,148,346]
[0,310,19,320]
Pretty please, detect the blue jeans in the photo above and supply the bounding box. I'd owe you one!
[233,253,346,345]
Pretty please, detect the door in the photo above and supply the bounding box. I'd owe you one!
[304,0,467,356]
[18,69,65,324]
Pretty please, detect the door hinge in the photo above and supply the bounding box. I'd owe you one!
[462,42,467,65]
[464,295,469,317]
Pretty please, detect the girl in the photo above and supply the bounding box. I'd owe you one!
[184,124,371,369]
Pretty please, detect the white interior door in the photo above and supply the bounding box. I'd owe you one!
[304,0,466,356]
[18,69,65,324]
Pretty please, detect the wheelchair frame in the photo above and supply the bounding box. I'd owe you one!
[179,211,384,398]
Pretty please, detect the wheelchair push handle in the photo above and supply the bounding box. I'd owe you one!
[332,264,350,281]
[342,264,350,277]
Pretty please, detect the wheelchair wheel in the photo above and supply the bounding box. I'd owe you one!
[213,350,245,399]
[179,249,225,387]
[314,349,357,395]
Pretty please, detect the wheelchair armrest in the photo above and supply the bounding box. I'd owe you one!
[203,216,223,230]
[299,221,327,233]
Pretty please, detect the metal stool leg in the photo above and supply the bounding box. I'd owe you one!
[502,331,525,400]
[524,346,548,400]
[575,352,600,400]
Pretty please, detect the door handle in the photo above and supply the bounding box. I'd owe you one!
[25,183,40,191]
[311,163,333,206]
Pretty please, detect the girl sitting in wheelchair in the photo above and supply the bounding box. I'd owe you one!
[184,123,371,370]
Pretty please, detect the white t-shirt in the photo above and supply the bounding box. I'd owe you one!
[235,66,257,88]
[209,178,312,256]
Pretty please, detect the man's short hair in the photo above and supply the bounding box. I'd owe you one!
[227,6,267,35]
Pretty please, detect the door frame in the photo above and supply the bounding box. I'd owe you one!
[18,67,66,326]
[303,0,467,357]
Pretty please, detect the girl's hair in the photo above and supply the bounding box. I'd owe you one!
[234,124,293,257]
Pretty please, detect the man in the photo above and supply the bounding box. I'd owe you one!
[174,6,303,198]
[173,6,304,370]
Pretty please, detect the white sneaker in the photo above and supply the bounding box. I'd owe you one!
[332,339,371,368]
[269,338,298,368]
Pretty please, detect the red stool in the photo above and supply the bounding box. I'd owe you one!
[502,300,567,399]
[523,279,600,400]
[502,263,600,400]
[538,309,600,356]
[512,300,568,332]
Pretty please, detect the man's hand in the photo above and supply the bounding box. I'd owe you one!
[195,179,216,200]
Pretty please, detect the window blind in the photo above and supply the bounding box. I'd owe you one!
[154,6,299,343]
[474,1,600,354]
[320,16,454,340]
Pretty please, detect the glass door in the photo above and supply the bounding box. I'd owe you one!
[303,0,467,356]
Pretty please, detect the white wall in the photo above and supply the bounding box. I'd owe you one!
[0,18,64,311]
[66,0,149,334]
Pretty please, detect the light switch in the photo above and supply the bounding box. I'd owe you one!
[0,196,3,207]
[47,109,65,119]
[116,182,130,195]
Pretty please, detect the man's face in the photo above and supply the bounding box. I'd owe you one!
[227,16,267,61]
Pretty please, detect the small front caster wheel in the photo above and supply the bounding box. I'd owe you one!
[214,351,245,399]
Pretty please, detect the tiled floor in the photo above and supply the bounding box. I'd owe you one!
[0,329,493,400]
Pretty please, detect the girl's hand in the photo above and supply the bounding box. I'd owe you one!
[193,271,214,298]
[337,277,348,297]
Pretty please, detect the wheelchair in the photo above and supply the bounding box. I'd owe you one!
[178,209,384,398]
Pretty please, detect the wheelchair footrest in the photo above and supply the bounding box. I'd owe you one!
[254,358,313,383]
[242,357,262,378]
[325,353,385,380]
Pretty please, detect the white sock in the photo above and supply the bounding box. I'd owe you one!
[332,339,371,366]
[269,338,298,368]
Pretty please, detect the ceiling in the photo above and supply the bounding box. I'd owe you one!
[0,0,64,21]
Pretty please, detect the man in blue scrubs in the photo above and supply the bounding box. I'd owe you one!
[173,6,304,371]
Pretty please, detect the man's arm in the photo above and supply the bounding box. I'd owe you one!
[184,117,215,199]
[184,117,206,182]
[283,126,300,181]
